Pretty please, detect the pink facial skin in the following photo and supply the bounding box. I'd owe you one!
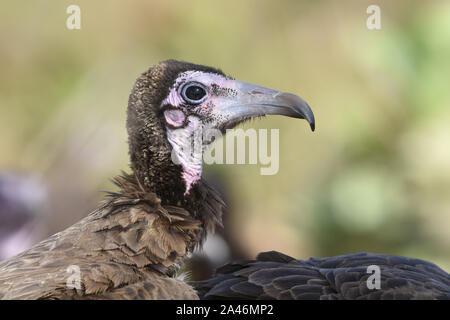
[161,71,236,195]
[161,71,235,108]
[163,87,185,108]
[166,116,203,195]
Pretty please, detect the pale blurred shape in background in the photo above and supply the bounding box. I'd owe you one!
[0,0,449,274]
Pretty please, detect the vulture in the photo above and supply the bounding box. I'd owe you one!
[0,59,314,299]
[0,60,448,300]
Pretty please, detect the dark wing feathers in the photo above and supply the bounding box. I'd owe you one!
[190,251,450,300]
[256,251,297,263]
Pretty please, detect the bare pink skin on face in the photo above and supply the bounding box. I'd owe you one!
[162,71,235,108]
[162,71,236,195]
[166,116,203,195]
[162,86,185,108]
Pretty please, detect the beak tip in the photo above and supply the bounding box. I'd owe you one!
[297,99,315,132]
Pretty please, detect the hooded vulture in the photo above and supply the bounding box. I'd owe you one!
[0,60,448,300]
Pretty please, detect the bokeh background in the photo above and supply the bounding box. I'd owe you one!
[0,0,449,275]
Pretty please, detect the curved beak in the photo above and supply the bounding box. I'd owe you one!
[216,81,315,132]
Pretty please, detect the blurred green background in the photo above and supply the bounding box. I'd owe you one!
[0,0,449,271]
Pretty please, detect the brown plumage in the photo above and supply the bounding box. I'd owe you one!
[0,173,224,299]
[0,61,227,299]
[0,59,315,300]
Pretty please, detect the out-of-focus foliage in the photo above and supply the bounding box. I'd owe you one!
[0,0,449,270]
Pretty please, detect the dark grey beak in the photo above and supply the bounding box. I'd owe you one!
[216,81,315,131]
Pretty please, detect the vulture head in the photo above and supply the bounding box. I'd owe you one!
[127,60,315,204]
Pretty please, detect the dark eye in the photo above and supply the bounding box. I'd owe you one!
[181,83,208,104]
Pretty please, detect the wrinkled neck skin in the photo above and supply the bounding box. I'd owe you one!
[123,129,223,258]
[127,103,192,206]
[166,116,205,195]
[129,118,207,206]
[127,114,220,230]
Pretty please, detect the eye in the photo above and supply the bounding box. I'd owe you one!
[181,82,208,104]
